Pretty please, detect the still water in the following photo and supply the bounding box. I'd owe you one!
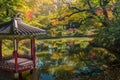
[0,60,104,80]
[0,39,119,80]
[0,57,120,80]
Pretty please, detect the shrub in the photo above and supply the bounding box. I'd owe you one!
[91,22,120,59]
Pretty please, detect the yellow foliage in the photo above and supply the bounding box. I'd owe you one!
[61,12,71,18]
[43,0,53,4]
[79,52,83,57]
[53,42,57,48]
[51,53,60,60]
[50,19,60,26]
[71,0,79,4]
[64,66,73,71]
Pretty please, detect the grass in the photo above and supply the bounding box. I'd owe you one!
[38,37,93,42]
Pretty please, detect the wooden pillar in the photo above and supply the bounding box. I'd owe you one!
[13,38,18,71]
[14,72,19,80]
[19,72,22,80]
[31,36,36,67]
[0,39,2,59]
[32,68,38,80]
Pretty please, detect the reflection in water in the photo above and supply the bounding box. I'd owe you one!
[38,60,44,67]
[37,60,104,80]
[39,74,55,80]
[0,39,119,80]
[0,59,104,80]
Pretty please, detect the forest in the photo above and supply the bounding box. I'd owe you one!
[0,0,120,80]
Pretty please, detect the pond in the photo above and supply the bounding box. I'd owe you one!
[0,38,119,80]
[37,60,104,80]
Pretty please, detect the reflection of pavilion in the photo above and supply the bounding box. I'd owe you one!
[0,15,46,79]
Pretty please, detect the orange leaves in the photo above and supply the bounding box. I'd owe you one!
[60,12,71,18]
[95,9,104,16]
[50,19,61,26]
[50,19,64,26]
[106,7,113,20]
[50,12,72,26]
[24,10,34,20]
[95,7,113,21]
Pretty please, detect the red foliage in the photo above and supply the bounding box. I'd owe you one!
[68,28,75,31]
[68,42,75,47]
[90,52,96,59]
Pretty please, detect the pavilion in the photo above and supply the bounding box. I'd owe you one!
[0,15,46,79]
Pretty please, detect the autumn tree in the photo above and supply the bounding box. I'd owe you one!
[53,0,117,27]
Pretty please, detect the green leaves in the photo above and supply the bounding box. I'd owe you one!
[0,0,24,22]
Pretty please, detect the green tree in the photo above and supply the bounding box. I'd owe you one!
[0,0,25,22]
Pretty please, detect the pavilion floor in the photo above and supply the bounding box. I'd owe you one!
[0,56,35,72]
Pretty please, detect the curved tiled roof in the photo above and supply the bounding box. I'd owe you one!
[0,17,46,36]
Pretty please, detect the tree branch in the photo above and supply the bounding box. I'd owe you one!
[70,6,83,11]
[86,0,92,9]
[57,0,120,27]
